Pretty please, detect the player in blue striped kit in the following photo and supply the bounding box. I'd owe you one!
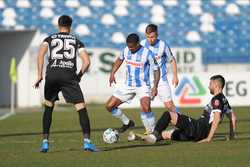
[105,33,160,134]
[141,24,179,116]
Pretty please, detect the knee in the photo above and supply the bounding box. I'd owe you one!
[74,102,85,111]
[141,105,150,112]
[44,100,54,107]
[105,101,114,112]
[164,101,175,111]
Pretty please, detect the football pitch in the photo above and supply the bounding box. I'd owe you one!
[0,105,250,167]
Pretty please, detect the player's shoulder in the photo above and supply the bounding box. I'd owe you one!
[123,46,129,52]
[43,33,56,43]
[140,45,151,52]
[213,93,226,100]
[211,93,225,108]
[158,39,171,47]
[140,39,147,46]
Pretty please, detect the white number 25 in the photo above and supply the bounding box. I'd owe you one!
[51,39,75,59]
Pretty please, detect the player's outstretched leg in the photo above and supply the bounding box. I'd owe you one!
[144,111,171,143]
[106,97,135,133]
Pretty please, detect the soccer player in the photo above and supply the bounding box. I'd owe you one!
[144,75,237,143]
[105,33,160,134]
[141,24,179,114]
[34,15,97,152]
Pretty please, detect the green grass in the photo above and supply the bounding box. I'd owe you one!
[0,105,250,167]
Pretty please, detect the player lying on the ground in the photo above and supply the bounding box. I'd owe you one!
[142,75,237,143]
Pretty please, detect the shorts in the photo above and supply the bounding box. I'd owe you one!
[44,71,84,103]
[171,114,211,141]
[113,85,151,102]
[157,81,172,103]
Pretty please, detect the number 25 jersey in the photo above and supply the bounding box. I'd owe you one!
[43,32,85,74]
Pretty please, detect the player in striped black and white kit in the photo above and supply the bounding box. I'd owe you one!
[141,24,179,117]
[105,33,160,134]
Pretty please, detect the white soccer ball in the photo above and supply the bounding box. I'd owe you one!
[103,128,119,144]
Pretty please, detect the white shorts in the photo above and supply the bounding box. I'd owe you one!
[113,85,151,102]
[157,81,173,103]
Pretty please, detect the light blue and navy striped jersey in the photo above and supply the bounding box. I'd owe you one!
[140,39,174,82]
[119,46,159,87]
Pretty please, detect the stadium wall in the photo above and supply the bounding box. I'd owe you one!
[0,30,35,107]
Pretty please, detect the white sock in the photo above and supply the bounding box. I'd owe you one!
[140,112,155,133]
[84,138,91,143]
[112,107,130,125]
[42,139,48,143]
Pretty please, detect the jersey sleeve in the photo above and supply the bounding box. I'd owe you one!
[211,97,223,113]
[76,39,85,53]
[42,36,51,45]
[119,49,125,60]
[164,42,174,62]
[140,39,146,47]
[148,51,159,71]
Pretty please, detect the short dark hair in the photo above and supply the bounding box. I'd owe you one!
[126,33,140,44]
[145,24,158,34]
[58,15,72,27]
[210,75,225,89]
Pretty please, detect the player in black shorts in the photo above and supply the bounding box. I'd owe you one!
[144,75,237,143]
[34,15,97,152]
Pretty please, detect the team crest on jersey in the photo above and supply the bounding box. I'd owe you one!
[213,99,220,107]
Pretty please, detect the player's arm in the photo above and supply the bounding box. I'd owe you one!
[34,42,48,88]
[226,110,237,140]
[78,49,90,75]
[76,40,90,82]
[166,45,178,88]
[109,58,124,86]
[198,111,221,143]
[170,57,179,88]
[149,54,160,98]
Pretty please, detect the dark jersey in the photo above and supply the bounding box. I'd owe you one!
[201,93,232,124]
[43,32,85,74]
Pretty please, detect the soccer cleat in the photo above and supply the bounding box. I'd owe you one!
[127,131,136,141]
[83,142,97,152]
[118,120,135,133]
[40,139,49,153]
[144,134,157,143]
[143,130,153,135]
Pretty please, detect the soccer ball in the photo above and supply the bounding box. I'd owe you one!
[103,128,119,144]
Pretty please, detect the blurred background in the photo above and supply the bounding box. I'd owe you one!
[0,0,249,110]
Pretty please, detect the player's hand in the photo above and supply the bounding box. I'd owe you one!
[34,76,43,89]
[109,74,116,86]
[151,86,158,100]
[197,138,211,144]
[77,70,84,82]
[172,75,179,88]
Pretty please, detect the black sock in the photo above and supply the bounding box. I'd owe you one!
[42,105,54,139]
[78,108,91,139]
[154,111,171,139]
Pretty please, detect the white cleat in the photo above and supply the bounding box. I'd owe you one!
[144,134,157,143]
[127,131,136,141]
